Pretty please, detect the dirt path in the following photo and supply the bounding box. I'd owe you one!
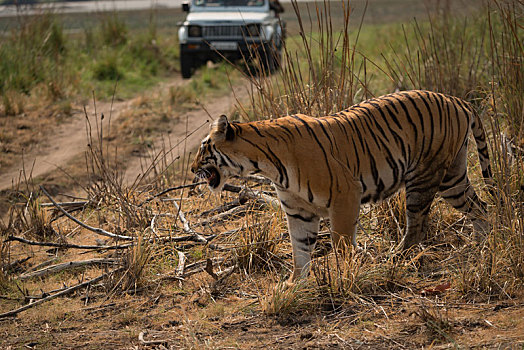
[0,78,248,191]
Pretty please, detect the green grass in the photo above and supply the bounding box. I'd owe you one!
[0,10,181,113]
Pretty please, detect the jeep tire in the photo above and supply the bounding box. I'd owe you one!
[181,53,193,79]
[261,46,281,73]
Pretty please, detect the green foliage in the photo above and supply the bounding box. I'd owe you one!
[93,52,124,81]
[0,10,182,110]
[98,13,128,47]
[0,13,67,95]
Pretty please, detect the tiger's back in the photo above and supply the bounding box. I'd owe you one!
[191,90,492,282]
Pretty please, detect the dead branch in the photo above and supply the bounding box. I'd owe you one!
[239,188,280,211]
[223,183,242,193]
[5,257,31,274]
[200,196,249,217]
[242,175,273,185]
[40,186,135,241]
[154,257,225,282]
[222,184,280,210]
[184,257,225,277]
[7,235,133,251]
[40,201,89,208]
[0,268,124,319]
[138,331,169,346]
[138,181,206,207]
[156,233,217,244]
[18,258,119,281]
[215,265,236,280]
[197,205,248,227]
[204,258,219,280]
[172,199,207,243]
[175,251,186,278]
[25,257,59,273]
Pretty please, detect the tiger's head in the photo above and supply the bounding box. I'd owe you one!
[191,115,242,192]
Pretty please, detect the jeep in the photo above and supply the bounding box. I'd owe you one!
[178,0,285,79]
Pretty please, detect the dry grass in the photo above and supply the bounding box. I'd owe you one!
[0,0,522,348]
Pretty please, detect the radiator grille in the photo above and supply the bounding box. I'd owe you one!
[203,25,242,37]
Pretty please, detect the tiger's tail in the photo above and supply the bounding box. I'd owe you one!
[471,109,495,195]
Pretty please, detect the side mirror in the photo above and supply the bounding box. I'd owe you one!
[182,2,190,12]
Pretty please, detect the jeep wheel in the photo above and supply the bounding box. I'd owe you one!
[261,47,281,73]
[181,53,193,79]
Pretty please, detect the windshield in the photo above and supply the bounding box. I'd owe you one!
[193,0,265,7]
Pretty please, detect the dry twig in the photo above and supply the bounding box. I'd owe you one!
[7,235,133,251]
[172,199,208,243]
[138,331,169,346]
[17,258,119,280]
[175,251,186,278]
[0,268,124,319]
[40,186,135,241]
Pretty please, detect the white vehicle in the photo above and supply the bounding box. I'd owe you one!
[178,0,285,78]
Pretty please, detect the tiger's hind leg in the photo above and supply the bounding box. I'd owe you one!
[401,171,445,250]
[439,146,490,236]
[286,212,320,283]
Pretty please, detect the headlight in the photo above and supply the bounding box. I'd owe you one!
[243,23,260,37]
[261,24,274,41]
[188,25,202,37]
[178,26,188,43]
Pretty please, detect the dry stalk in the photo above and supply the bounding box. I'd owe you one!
[40,186,135,241]
[0,267,125,319]
[17,258,119,280]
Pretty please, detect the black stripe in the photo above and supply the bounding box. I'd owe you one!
[391,96,418,140]
[266,145,289,188]
[276,124,295,141]
[238,136,289,188]
[441,190,467,201]
[364,103,394,143]
[402,93,426,166]
[440,171,467,191]
[287,212,316,223]
[291,115,334,208]
[295,233,318,247]
[247,124,265,138]
[433,92,445,130]
[354,107,383,150]
[416,91,436,159]
[307,181,314,203]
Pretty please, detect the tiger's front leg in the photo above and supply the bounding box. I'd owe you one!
[329,198,360,252]
[285,212,320,284]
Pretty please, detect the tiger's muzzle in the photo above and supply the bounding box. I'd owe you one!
[193,165,221,189]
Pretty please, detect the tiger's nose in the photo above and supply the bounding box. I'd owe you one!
[190,161,198,174]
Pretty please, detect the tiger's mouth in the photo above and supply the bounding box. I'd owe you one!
[196,166,221,189]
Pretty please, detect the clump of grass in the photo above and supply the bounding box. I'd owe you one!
[259,279,314,317]
[452,2,523,300]
[168,85,196,109]
[120,233,152,292]
[487,0,523,141]
[0,11,69,106]
[414,302,457,345]
[232,213,281,274]
[98,12,128,47]
[93,51,124,81]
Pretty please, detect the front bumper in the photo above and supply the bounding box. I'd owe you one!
[180,39,274,62]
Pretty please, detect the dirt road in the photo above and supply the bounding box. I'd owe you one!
[0,77,248,191]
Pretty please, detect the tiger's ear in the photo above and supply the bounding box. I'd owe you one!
[210,115,235,142]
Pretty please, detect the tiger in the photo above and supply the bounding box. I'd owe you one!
[191,90,493,283]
